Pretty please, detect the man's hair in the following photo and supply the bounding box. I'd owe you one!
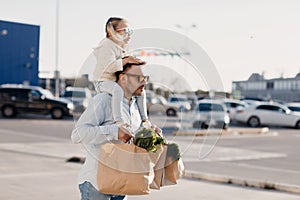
[115,61,146,82]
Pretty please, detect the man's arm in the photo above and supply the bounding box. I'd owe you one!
[71,95,118,145]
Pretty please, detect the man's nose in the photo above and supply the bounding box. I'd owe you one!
[141,78,147,84]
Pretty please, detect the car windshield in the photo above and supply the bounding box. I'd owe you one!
[170,97,188,102]
[158,96,168,104]
[40,89,54,98]
[198,103,224,112]
[63,91,85,98]
[288,106,300,112]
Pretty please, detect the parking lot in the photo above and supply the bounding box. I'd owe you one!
[1,112,300,198]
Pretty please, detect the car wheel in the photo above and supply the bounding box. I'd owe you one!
[247,116,260,127]
[192,121,201,129]
[201,123,209,129]
[1,105,16,118]
[51,108,63,119]
[166,108,177,116]
[295,121,300,129]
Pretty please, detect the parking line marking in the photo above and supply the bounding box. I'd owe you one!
[0,128,69,142]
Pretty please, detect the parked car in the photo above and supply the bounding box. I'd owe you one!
[146,95,178,116]
[61,87,92,113]
[0,84,74,119]
[286,102,300,114]
[192,99,230,129]
[235,102,300,129]
[222,99,248,121]
[168,95,191,111]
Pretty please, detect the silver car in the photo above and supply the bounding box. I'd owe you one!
[61,87,92,113]
[192,100,230,129]
[235,102,300,129]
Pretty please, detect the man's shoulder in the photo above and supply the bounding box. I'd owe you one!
[94,92,112,101]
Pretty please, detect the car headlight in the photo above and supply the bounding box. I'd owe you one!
[67,102,74,110]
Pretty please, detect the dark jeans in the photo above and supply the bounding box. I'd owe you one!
[79,181,126,200]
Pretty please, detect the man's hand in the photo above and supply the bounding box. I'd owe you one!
[118,125,133,143]
[122,56,145,66]
[151,124,163,138]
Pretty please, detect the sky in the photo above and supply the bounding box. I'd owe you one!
[1,0,300,92]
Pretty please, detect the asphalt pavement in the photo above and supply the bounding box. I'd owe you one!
[1,116,300,199]
[1,143,300,200]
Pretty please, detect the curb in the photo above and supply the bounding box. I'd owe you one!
[173,127,269,136]
[184,170,300,195]
[66,157,300,195]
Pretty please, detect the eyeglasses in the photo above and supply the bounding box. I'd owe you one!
[115,27,133,36]
[122,73,149,83]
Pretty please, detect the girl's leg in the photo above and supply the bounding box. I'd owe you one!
[97,81,124,124]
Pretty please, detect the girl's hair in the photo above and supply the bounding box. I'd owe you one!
[105,17,126,38]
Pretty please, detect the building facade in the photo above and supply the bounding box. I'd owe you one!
[232,73,300,102]
[0,20,40,85]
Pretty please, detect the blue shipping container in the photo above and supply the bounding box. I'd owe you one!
[0,20,40,85]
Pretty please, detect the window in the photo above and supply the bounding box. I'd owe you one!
[256,105,286,113]
[14,89,29,100]
[30,90,41,98]
[288,106,300,112]
[198,103,224,112]
[266,82,274,89]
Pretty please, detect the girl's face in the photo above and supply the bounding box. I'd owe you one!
[114,21,132,44]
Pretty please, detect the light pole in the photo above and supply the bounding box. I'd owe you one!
[175,24,197,54]
[54,0,60,97]
[175,24,197,32]
[175,24,197,76]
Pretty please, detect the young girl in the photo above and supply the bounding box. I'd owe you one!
[93,17,149,127]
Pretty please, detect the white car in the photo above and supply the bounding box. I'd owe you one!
[286,103,300,114]
[222,99,249,121]
[192,100,230,129]
[235,102,300,129]
[61,87,92,113]
[168,95,191,111]
[146,95,178,116]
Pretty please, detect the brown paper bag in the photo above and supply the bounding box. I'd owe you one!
[162,158,185,186]
[97,143,163,195]
[150,145,185,189]
[149,145,167,189]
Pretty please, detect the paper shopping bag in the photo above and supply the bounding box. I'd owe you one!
[162,158,185,186]
[149,145,167,189]
[150,145,185,189]
[97,143,163,195]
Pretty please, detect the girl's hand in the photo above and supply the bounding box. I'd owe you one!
[122,56,145,65]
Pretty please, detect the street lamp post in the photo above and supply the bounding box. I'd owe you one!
[54,0,60,97]
[175,24,197,52]
[175,24,197,33]
[175,24,197,76]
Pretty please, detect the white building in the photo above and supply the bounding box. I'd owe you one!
[232,73,300,102]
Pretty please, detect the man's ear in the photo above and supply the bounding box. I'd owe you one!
[119,73,127,83]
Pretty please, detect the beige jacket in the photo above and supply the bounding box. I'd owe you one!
[93,38,127,81]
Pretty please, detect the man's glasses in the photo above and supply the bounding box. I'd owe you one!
[115,27,133,36]
[123,73,149,83]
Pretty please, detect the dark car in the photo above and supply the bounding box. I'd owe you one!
[0,85,74,119]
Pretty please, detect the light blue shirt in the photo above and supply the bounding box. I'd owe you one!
[71,92,142,189]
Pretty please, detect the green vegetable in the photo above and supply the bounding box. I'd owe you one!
[134,128,181,162]
[134,128,166,152]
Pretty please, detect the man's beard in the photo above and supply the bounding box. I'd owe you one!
[133,85,145,96]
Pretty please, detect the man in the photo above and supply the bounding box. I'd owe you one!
[71,61,156,200]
